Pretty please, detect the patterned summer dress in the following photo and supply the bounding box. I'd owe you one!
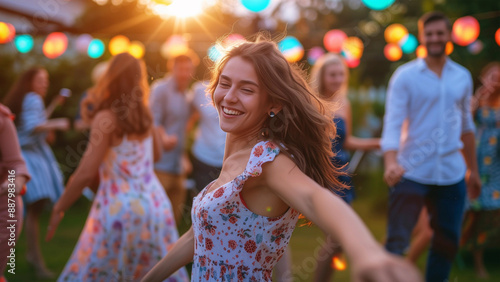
[461,107,500,250]
[58,135,189,282]
[191,141,300,281]
[471,107,500,210]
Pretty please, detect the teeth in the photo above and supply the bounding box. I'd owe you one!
[223,107,243,116]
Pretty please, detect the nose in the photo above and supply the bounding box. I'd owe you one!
[428,33,441,42]
[223,86,238,104]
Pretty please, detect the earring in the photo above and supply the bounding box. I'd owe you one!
[269,111,275,118]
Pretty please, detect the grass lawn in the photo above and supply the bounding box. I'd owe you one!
[4,176,500,282]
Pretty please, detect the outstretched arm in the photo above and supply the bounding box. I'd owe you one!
[142,227,195,282]
[34,118,70,132]
[265,155,422,282]
[341,100,380,151]
[45,95,66,118]
[45,110,116,241]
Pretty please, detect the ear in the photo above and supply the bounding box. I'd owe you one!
[444,30,452,43]
[269,103,283,115]
[418,30,425,45]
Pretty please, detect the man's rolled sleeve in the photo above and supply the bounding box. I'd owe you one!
[461,73,475,134]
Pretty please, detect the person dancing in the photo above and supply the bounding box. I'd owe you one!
[3,67,69,279]
[143,38,421,282]
[310,53,380,282]
[45,53,188,282]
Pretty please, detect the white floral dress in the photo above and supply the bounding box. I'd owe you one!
[191,141,300,281]
[58,135,189,282]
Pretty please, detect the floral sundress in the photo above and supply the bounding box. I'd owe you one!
[58,135,188,281]
[191,141,300,281]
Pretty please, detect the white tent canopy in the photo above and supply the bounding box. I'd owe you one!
[0,0,86,33]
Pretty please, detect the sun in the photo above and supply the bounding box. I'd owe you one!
[150,0,211,19]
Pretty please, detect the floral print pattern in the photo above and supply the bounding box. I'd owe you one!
[191,141,299,281]
[58,136,188,282]
[469,107,500,210]
[461,107,500,251]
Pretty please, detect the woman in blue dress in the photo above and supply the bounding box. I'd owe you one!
[310,53,380,281]
[461,62,500,278]
[3,67,69,279]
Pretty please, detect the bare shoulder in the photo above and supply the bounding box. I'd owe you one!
[263,153,302,180]
[262,150,321,207]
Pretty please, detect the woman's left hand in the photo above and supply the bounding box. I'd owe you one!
[45,206,64,242]
[352,251,422,282]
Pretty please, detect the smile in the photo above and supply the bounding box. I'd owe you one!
[222,106,243,116]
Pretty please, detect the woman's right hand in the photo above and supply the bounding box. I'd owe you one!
[352,251,422,282]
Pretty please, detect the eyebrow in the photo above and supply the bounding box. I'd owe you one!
[220,74,259,87]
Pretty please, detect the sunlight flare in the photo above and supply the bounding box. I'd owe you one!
[150,0,214,19]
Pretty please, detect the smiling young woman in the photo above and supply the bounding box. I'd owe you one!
[143,37,422,282]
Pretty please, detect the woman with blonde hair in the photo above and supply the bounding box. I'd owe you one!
[46,53,188,281]
[310,53,381,281]
[143,38,419,282]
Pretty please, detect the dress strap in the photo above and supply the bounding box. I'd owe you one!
[243,141,280,178]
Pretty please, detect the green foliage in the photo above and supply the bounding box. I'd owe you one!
[6,188,500,281]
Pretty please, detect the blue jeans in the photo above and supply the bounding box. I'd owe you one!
[385,178,466,282]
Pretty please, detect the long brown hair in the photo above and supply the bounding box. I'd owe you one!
[3,67,45,125]
[88,53,152,136]
[208,39,346,191]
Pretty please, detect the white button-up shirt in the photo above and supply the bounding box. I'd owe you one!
[381,58,475,185]
[150,76,193,174]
